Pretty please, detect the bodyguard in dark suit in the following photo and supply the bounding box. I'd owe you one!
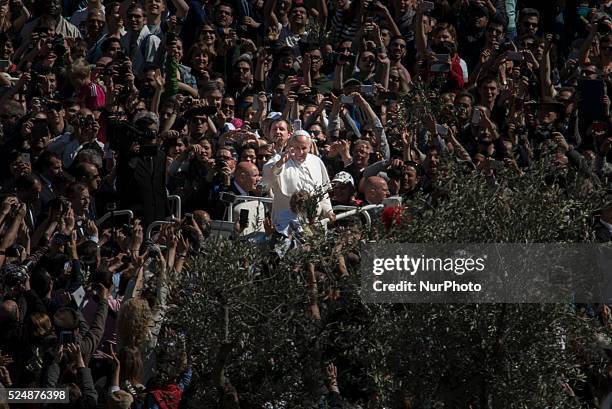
[33,151,63,210]
[113,113,169,228]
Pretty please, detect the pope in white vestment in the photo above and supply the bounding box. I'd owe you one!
[262,131,334,232]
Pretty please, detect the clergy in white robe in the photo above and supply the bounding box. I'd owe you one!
[262,131,335,231]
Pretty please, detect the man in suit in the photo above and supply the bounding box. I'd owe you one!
[115,112,168,228]
[232,162,268,239]
[73,161,102,220]
[34,151,62,210]
[14,174,43,232]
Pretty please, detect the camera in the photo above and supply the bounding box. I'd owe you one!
[2,265,27,288]
[52,34,66,56]
[215,158,226,168]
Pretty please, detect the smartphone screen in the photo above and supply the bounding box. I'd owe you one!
[360,85,374,95]
[341,95,354,104]
[436,124,448,137]
[239,209,249,229]
[59,331,75,345]
[506,51,524,62]
[471,109,481,125]
[422,1,434,11]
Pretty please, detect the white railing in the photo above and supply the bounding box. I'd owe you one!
[168,195,182,220]
[96,210,134,226]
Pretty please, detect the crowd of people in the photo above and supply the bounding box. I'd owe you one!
[0,0,610,406]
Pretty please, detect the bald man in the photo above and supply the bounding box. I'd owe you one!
[364,176,390,205]
[233,162,267,237]
[262,131,334,230]
[233,162,261,196]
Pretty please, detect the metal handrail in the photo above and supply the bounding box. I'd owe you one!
[234,195,273,205]
[168,195,182,220]
[220,193,273,223]
[333,205,358,213]
[96,210,134,226]
[320,204,382,229]
[146,220,172,240]
[209,220,235,239]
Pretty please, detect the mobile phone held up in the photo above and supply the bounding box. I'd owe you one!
[471,109,481,125]
[59,330,75,345]
[341,95,354,104]
[239,209,249,229]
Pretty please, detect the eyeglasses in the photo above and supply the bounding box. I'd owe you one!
[309,130,321,136]
[258,154,271,160]
[310,55,322,61]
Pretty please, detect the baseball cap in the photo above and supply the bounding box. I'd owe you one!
[267,112,282,120]
[332,171,354,186]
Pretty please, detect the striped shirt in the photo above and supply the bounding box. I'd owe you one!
[330,9,357,46]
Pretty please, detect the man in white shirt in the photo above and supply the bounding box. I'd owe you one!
[121,3,161,75]
[263,131,335,231]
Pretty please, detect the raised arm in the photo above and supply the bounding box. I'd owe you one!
[539,34,554,98]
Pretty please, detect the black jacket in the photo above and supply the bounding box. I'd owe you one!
[117,149,169,228]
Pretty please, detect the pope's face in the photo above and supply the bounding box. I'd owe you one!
[289,137,310,164]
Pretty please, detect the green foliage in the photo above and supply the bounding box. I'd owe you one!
[166,163,610,408]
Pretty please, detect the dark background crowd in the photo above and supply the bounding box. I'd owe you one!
[0,0,610,407]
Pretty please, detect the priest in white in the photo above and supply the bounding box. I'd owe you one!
[263,130,336,231]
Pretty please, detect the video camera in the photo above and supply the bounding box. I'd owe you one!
[107,115,159,156]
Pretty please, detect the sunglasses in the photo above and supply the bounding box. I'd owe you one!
[258,154,271,160]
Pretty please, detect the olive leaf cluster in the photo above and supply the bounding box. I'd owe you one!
[165,161,610,409]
